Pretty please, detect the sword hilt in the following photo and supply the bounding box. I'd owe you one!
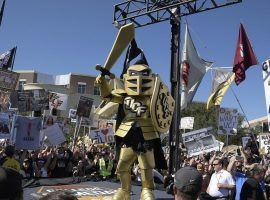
[95,64,115,79]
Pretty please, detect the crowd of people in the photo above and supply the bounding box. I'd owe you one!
[0,135,270,200]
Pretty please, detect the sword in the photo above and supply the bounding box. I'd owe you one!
[95,23,135,78]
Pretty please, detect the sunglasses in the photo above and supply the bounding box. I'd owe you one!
[212,163,219,166]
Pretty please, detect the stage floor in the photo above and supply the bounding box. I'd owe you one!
[23,179,174,200]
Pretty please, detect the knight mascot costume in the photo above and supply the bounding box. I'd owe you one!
[94,23,174,200]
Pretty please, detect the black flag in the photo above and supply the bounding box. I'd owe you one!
[0,0,5,27]
[120,39,148,79]
[0,46,17,70]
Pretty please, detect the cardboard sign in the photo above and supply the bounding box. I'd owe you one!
[0,69,19,90]
[0,112,11,139]
[89,128,115,144]
[76,96,93,118]
[180,117,194,130]
[13,116,42,150]
[43,124,66,146]
[218,108,238,135]
[259,134,270,154]
[182,127,219,156]
[49,92,68,111]
[242,136,251,148]
[10,90,49,112]
[0,90,10,111]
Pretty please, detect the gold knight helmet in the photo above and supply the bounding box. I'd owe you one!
[123,64,155,96]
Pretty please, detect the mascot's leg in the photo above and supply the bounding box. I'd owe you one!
[112,147,136,200]
[138,149,155,200]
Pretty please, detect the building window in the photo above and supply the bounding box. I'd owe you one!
[94,86,100,96]
[18,80,26,91]
[78,82,86,94]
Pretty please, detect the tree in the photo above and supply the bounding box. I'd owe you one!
[181,101,249,145]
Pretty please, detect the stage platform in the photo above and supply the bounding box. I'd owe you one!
[23,178,174,200]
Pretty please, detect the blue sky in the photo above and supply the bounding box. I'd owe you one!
[1,0,270,121]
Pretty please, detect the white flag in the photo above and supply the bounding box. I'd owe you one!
[181,25,213,109]
[263,59,270,132]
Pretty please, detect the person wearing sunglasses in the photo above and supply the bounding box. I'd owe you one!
[206,159,235,200]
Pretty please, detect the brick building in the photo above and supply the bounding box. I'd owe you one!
[14,70,102,117]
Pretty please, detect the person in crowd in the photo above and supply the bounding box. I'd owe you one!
[246,134,260,157]
[197,163,211,194]
[98,151,114,179]
[242,147,257,165]
[227,154,250,200]
[49,147,72,178]
[84,151,98,175]
[21,158,34,178]
[0,145,20,172]
[72,159,85,177]
[173,166,203,200]
[206,158,235,200]
[0,166,23,200]
[240,163,266,200]
[33,157,50,178]
[39,191,78,200]
[44,115,54,129]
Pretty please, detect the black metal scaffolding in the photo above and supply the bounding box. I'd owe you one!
[113,0,242,174]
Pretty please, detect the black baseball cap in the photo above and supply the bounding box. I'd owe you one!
[174,166,202,194]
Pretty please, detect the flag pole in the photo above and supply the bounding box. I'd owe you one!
[226,134,229,147]
[217,70,259,150]
[11,46,17,71]
[227,85,259,150]
[0,0,5,27]
[72,117,79,151]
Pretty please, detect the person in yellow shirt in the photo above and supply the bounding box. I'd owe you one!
[1,145,20,172]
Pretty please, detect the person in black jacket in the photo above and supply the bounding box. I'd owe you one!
[240,163,265,200]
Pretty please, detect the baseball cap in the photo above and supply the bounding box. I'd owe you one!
[174,166,202,194]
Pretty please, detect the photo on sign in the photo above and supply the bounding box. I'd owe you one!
[89,128,115,144]
[16,91,33,112]
[0,112,11,139]
[31,89,49,111]
[76,96,93,118]
[69,109,77,122]
[182,127,219,156]
[49,92,68,111]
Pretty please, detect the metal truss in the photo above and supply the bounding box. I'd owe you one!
[113,0,242,28]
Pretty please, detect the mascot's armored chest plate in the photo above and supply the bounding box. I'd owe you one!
[150,76,175,133]
[124,96,150,118]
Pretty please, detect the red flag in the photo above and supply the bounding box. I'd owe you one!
[233,23,258,85]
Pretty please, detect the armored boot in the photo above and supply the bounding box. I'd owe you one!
[138,150,155,200]
[140,169,155,200]
[112,171,131,200]
[113,147,137,200]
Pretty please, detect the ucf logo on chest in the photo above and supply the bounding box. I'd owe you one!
[124,97,147,117]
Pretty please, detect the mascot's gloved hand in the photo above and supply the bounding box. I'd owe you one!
[95,75,105,86]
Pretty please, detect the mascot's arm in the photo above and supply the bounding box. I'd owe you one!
[95,75,125,103]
